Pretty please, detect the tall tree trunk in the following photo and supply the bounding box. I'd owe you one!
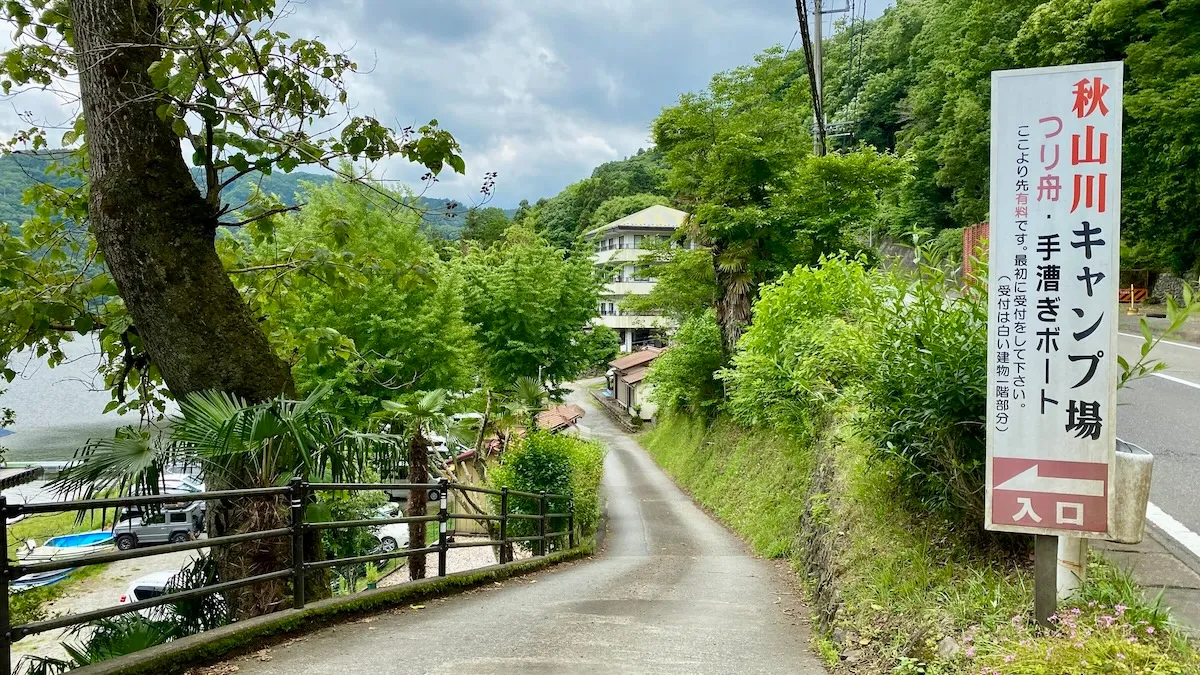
[71,0,295,617]
[407,433,429,580]
[71,0,293,401]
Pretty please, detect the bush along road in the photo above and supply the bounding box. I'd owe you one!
[210,385,827,674]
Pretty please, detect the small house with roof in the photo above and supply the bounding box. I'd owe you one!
[605,347,665,421]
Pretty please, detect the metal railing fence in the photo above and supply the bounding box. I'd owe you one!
[0,479,575,673]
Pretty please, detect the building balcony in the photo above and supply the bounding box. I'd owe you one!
[592,248,653,265]
[592,314,673,330]
[605,281,656,296]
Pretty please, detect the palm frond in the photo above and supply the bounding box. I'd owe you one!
[51,428,174,502]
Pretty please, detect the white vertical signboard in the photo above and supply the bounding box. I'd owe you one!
[985,62,1123,538]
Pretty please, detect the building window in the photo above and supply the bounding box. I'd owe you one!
[634,234,643,248]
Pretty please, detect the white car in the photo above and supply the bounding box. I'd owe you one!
[119,569,182,620]
[373,504,409,552]
[162,474,205,495]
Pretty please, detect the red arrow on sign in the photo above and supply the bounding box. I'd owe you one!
[994,464,1106,497]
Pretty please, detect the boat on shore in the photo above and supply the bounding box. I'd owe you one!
[11,568,74,591]
[18,530,114,564]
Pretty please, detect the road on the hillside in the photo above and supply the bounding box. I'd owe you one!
[1116,333,1200,555]
[221,385,826,675]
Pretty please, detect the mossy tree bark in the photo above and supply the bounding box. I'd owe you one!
[71,0,297,617]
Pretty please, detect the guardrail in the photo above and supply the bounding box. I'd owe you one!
[0,479,575,673]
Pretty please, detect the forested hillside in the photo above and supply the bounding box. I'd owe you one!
[0,153,479,238]
[517,149,671,248]
[524,0,1198,276]
[819,0,1200,272]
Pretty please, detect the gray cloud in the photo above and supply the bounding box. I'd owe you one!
[0,1,889,208]
[281,0,836,207]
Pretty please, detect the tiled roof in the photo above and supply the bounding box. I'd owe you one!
[536,404,586,431]
[584,205,690,236]
[622,366,650,384]
[609,347,664,371]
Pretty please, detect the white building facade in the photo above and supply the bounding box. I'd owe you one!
[587,205,691,352]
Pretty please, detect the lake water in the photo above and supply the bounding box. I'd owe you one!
[1,336,175,462]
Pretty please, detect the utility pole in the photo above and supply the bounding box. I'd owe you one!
[794,0,826,156]
[813,0,824,109]
[795,0,850,157]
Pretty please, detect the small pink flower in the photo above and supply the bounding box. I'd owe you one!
[1114,604,1127,616]
[1004,654,1015,663]
[965,646,976,658]
[1146,626,1155,635]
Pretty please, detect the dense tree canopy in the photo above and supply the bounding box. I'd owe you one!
[460,206,512,247]
[652,48,905,355]
[822,0,1200,273]
[521,149,669,249]
[454,227,603,388]
[244,180,477,422]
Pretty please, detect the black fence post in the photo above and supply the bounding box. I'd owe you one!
[538,491,547,556]
[1,496,10,675]
[290,477,306,610]
[499,487,509,564]
[568,498,576,549]
[437,479,449,577]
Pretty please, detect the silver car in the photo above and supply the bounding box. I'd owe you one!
[112,503,203,550]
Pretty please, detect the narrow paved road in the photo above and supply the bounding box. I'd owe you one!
[1117,332,1200,542]
[225,386,825,674]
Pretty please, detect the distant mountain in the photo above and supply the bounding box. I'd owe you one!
[0,153,480,238]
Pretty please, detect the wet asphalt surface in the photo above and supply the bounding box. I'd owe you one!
[224,385,826,674]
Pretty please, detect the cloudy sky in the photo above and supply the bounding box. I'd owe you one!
[277,0,890,208]
[0,0,888,209]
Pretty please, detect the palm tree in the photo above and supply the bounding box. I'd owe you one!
[377,389,454,581]
[52,385,403,618]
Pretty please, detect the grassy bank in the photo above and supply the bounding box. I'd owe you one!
[643,412,1199,674]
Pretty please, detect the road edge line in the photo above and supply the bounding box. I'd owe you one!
[1145,501,1200,564]
[1119,332,1200,353]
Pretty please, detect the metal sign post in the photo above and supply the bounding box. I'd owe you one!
[985,61,1124,620]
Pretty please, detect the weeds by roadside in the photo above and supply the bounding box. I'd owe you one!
[643,414,1198,673]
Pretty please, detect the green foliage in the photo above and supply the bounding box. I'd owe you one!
[854,265,988,522]
[588,193,671,229]
[818,0,1200,272]
[316,487,388,569]
[622,246,718,323]
[648,311,724,417]
[654,49,906,349]
[574,325,619,374]
[722,257,874,435]
[241,179,477,421]
[488,431,606,546]
[460,207,511,247]
[524,150,668,249]
[0,0,468,419]
[455,227,603,387]
[1118,283,1200,389]
[643,413,813,559]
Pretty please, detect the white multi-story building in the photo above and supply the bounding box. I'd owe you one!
[586,204,691,352]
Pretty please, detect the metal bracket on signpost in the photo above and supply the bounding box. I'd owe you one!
[1035,534,1057,627]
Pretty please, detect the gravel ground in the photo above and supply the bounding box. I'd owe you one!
[12,548,200,665]
[378,537,532,587]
